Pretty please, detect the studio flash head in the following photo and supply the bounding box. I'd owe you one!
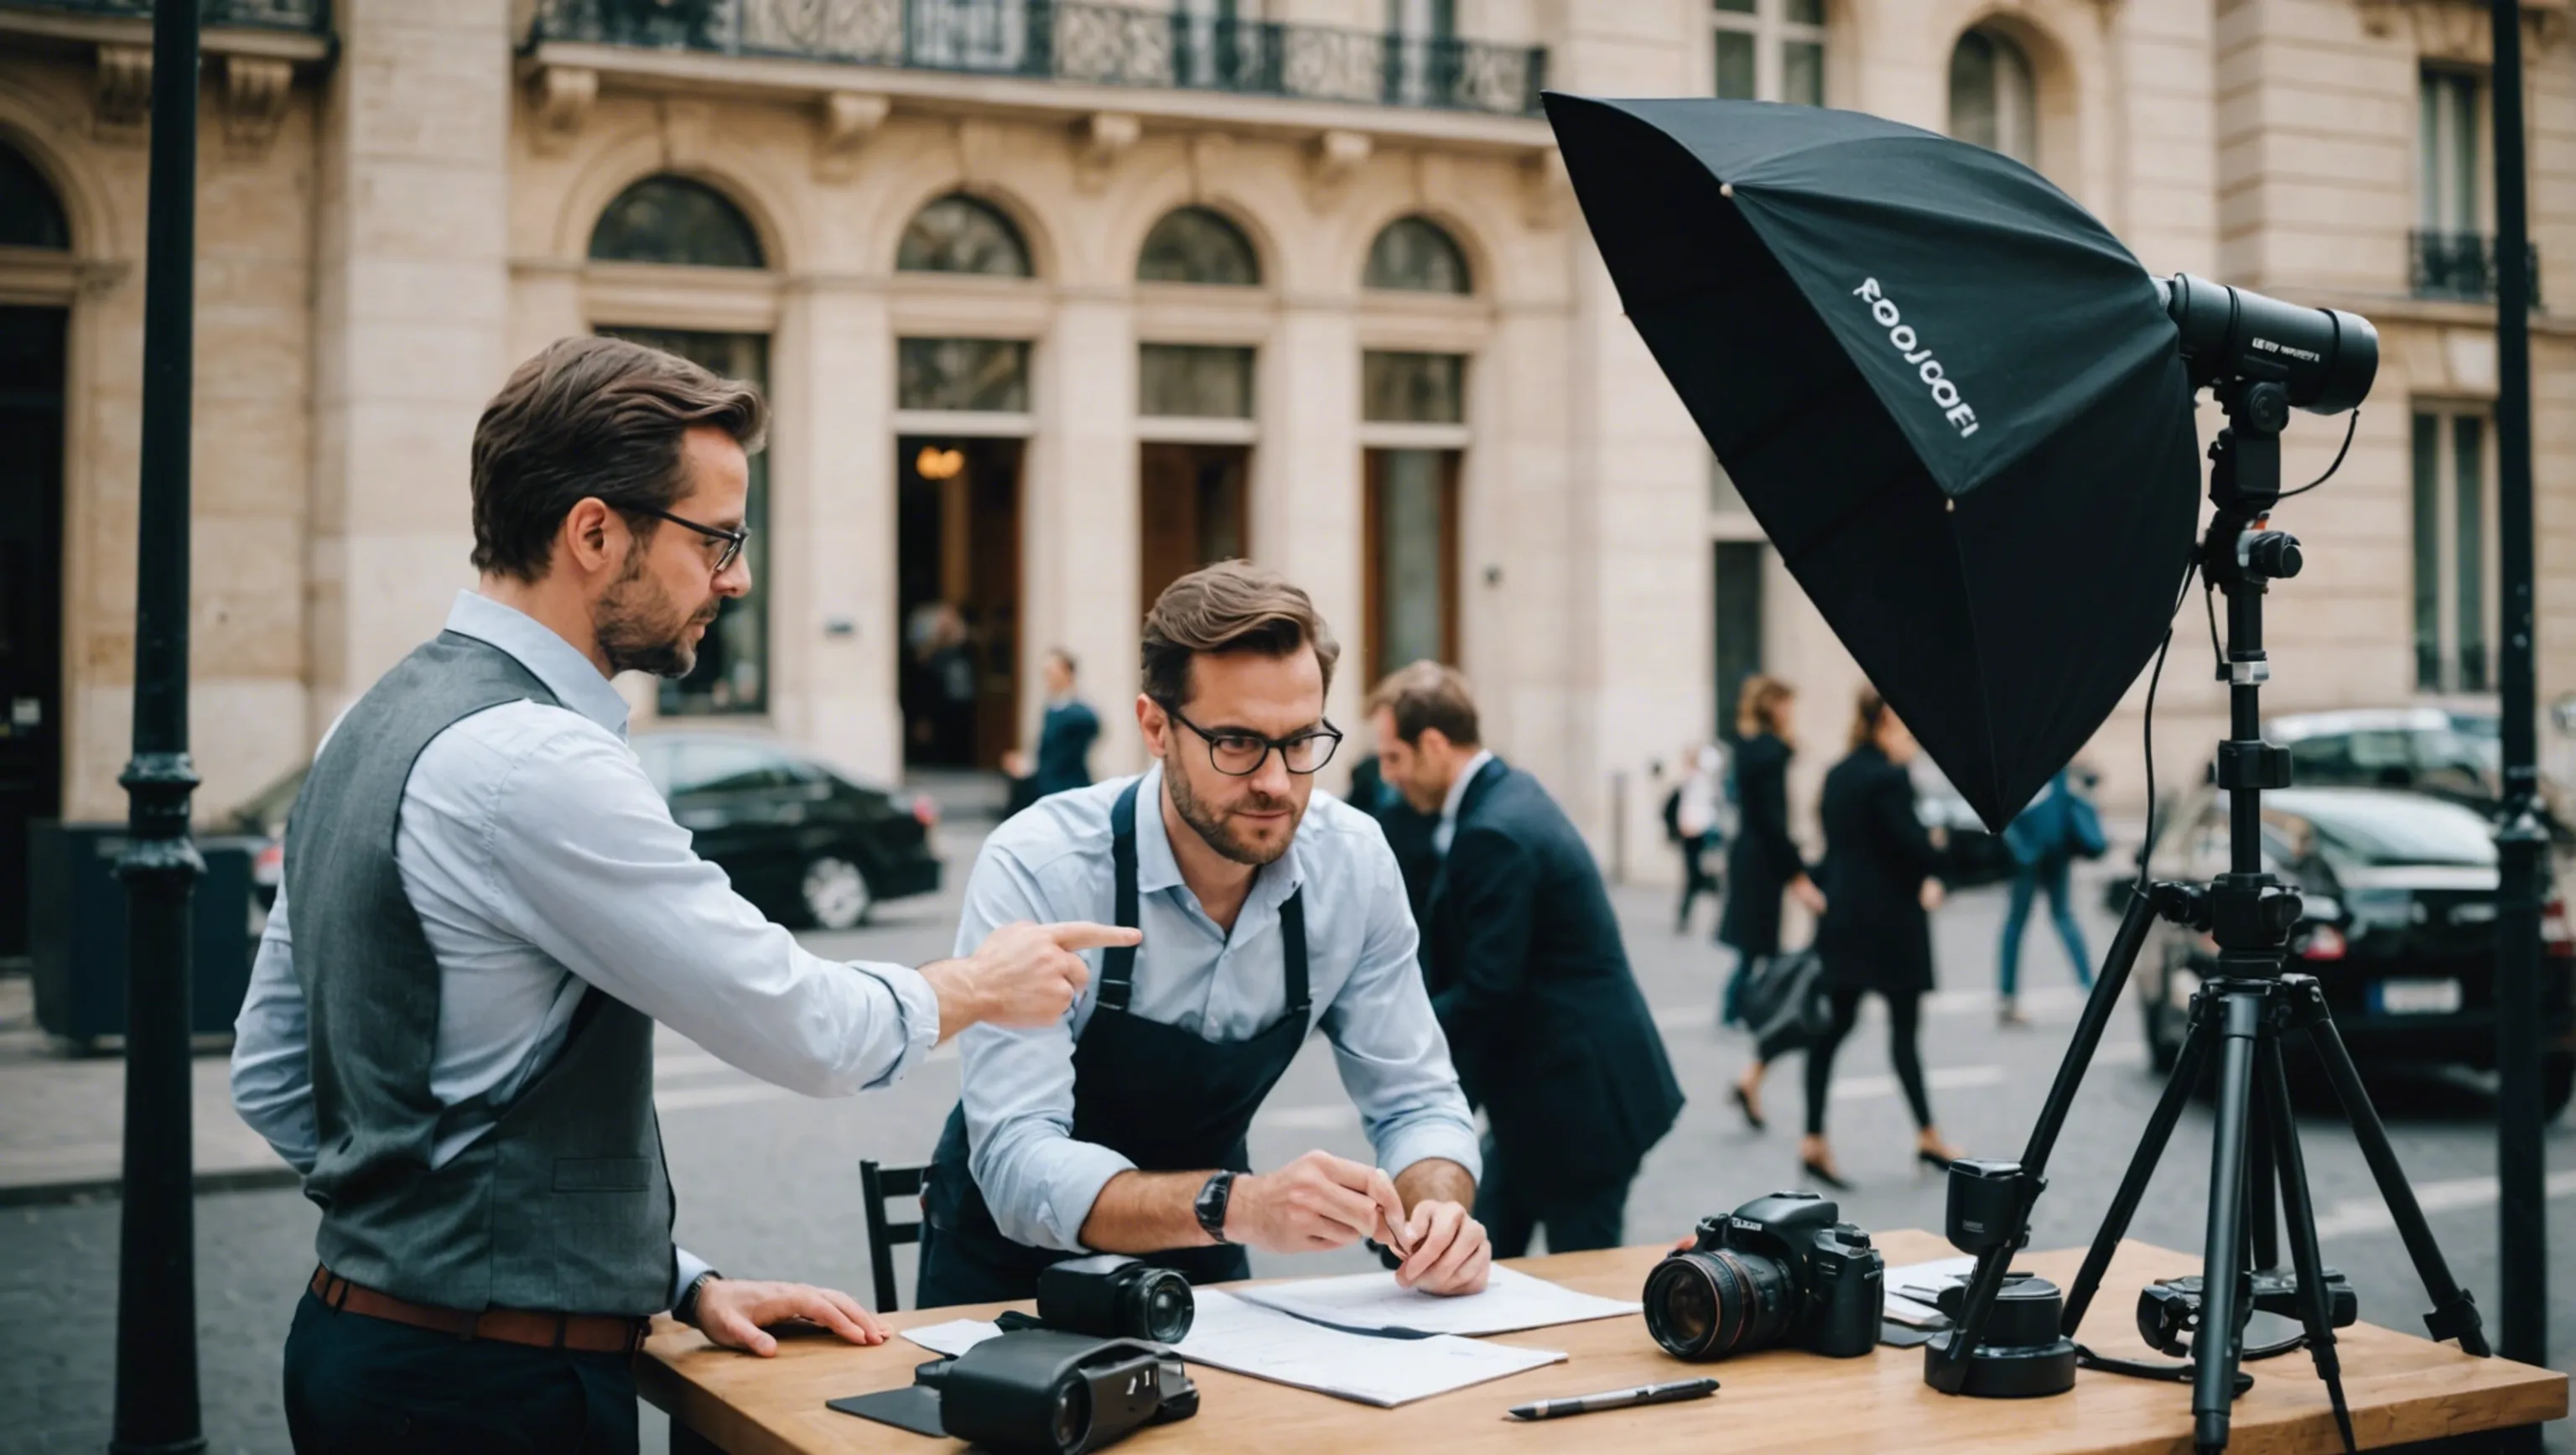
[2155,273,2379,414]
[1036,1255,1196,1344]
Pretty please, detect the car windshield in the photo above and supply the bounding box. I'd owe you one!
[2262,792,2497,870]
[2276,726,2499,802]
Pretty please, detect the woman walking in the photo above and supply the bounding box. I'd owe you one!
[1996,767,2102,1026]
[1718,677,1823,1130]
[1799,687,1964,1187]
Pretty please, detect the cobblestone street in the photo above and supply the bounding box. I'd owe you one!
[3,823,2568,1453]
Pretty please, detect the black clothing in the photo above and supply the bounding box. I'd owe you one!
[1718,733,1804,956]
[1475,1135,1629,1259]
[1350,756,1441,928]
[1675,832,1722,932]
[283,1291,637,1455]
[917,782,1310,1306]
[1813,744,1944,996]
[1031,698,1100,798]
[1801,987,1932,1135]
[1420,758,1683,1199]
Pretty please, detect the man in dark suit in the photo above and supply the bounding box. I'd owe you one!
[1031,647,1102,798]
[1367,662,1685,1255]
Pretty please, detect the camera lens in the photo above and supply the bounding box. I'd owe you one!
[1048,1377,1091,1454]
[1644,1250,1796,1359]
[1127,1267,1195,1343]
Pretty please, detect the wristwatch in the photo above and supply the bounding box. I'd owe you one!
[674,1269,721,1328]
[1194,1170,1237,1245]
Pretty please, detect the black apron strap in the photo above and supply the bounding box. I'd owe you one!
[1098,780,1144,1011]
[1279,888,1310,1015]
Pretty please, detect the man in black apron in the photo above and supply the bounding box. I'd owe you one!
[918,564,1491,1305]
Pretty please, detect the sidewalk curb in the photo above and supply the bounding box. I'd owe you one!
[0,1163,301,1209]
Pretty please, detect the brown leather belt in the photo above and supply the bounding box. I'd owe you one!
[309,1265,651,1354]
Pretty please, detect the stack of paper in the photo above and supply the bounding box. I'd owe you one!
[1230,1264,1642,1337]
[1883,1255,1976,1328]
[901,1288,1566,1407]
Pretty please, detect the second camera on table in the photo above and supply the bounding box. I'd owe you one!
[1036,1255,1196,1344]
[1645,1192,1883,1361]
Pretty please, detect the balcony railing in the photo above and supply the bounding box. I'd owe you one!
[527,0,1549,117]
[2412,229,2544,309]
[0,0,330,30]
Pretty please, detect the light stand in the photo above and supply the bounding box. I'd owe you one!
[1921,377,2491,1454]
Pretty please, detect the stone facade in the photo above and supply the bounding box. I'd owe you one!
[2,0,2569,881]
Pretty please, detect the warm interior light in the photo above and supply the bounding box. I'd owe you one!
[916,445,966,481]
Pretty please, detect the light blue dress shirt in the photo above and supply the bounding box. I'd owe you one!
[956,765,1481,1251]
[231,591,941,1306]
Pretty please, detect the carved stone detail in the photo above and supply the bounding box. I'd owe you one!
[221,55,294,157]
[813,91,890,181]
[529,65,598,157]
[94,44,152,141]
[1307,127,1371,205]
[2356,0,2565,59]
[1075,111,1140,192]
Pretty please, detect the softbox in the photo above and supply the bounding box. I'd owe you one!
[1545,94,2200,829]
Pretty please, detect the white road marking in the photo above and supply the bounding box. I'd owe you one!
[2309,1167,2576,1239]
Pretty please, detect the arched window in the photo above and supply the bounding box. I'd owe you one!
[897,195,1032,278]
[0,141,70,251]
[1363,216,1471,294]
[1136,206,1260,286]
[1949,28,2038,167]
[588,175,765,268]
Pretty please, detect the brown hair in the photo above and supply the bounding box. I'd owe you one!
[1847,684,1893,754]
[1140,561,1340,706]
[1736,674,1794,743]
[1366,661,1482,748]
[470,335,768,581]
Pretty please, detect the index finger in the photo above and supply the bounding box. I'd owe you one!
[1365,1169,1410,1256]
[795,1289,875,1347]
[1044,921,1145,951]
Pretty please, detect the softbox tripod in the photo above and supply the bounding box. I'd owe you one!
[1923,376,2492,1454]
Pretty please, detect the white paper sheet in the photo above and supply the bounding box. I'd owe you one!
[1881,1255,1977,1328]
[1228,1263,1641,1337]
[899,1290,1566,1407]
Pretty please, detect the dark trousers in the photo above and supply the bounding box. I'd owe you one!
[1675,834,1722,930]
[1474,1136,1631,1259]
[283,1290,639,1455]
[1802,987,1932,1135]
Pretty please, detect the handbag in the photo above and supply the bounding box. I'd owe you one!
[1739,948,1833,1051]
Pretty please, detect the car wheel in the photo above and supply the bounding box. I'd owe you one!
[801,855,874,931]
[2546,1052,2575,1125]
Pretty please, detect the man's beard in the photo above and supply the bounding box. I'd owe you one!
[595,549,718,678]
[1165,750,1301,867]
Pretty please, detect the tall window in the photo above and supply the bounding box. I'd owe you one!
[1363,351,1467,678]
[597,328,771,715]
[898,195,1033,277]
[1137,207,1261,286]
[2420,67,2481,236]
[1950,28,2038,166]
[0,143,70,250]
[2413,404,2495,694]
[1712,0,1826,107]
[1386,0,1457,107]
[1364,216,1472,294]
[589,176,764,268]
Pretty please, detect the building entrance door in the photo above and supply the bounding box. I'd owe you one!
[898,436,1022,769]
[0,306,66,960]
[1139,441,1249,611]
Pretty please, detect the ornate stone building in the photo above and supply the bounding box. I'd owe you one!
[0,0,2568,937]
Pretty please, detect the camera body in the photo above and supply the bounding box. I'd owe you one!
[1646,1192,1884,1360]
[1036,1255,1195,1345]
[921,1329,1197,1455]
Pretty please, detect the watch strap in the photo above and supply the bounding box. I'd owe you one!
[674,1270,721,1328]
[1195,1170,1235,1245]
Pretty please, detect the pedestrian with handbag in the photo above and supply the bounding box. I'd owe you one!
[1995,767,2107,1026]
[1718,676,1824,1130]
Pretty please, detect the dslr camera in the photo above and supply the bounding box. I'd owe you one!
[1644,1192,1883,1360]
[1034,1255,1195,1344]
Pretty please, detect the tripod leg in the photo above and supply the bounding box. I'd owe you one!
[2259,1034,2355,1453]
[2192,989,2265,1455]
[2064,987,2218,1337]
[2245,1086,2280,1273]
[2291,983,2490,1357]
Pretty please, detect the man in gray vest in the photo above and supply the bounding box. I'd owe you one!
[230,335,1129,1454]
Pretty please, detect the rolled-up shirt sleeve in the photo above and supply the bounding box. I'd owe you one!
[231,882,319,1175]
[480,725,937,1096]
[1321,832,1483,1185]
[954,841,1132,1252]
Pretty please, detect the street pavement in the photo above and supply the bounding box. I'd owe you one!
[3,815,2569,1453]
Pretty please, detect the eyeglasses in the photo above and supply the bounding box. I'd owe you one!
[1161,704,1343,777]
[626,503,748,575]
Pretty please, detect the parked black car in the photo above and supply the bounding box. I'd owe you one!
[2133,784,2575,1120]
[225,731,941,933]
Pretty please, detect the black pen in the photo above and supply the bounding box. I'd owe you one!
[1506,1376,1718,1421]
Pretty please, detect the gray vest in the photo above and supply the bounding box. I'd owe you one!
[286,631,674,1316]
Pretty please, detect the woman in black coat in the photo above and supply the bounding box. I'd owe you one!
[1800,687,1964,1187]
[1718,677,1823,1130]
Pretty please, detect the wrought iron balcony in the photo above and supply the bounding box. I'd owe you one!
[2411,229,2544,308]
[0,0,330,30]
[527,0,1548,117]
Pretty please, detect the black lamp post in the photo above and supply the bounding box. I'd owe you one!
[2488,0,2547,1386]
[111,0,205,1451]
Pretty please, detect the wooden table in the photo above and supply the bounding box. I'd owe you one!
[639,1231,2566,1454]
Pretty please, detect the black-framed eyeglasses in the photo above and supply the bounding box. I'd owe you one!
[1161,704,1343,777]
[626,503,748,574]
